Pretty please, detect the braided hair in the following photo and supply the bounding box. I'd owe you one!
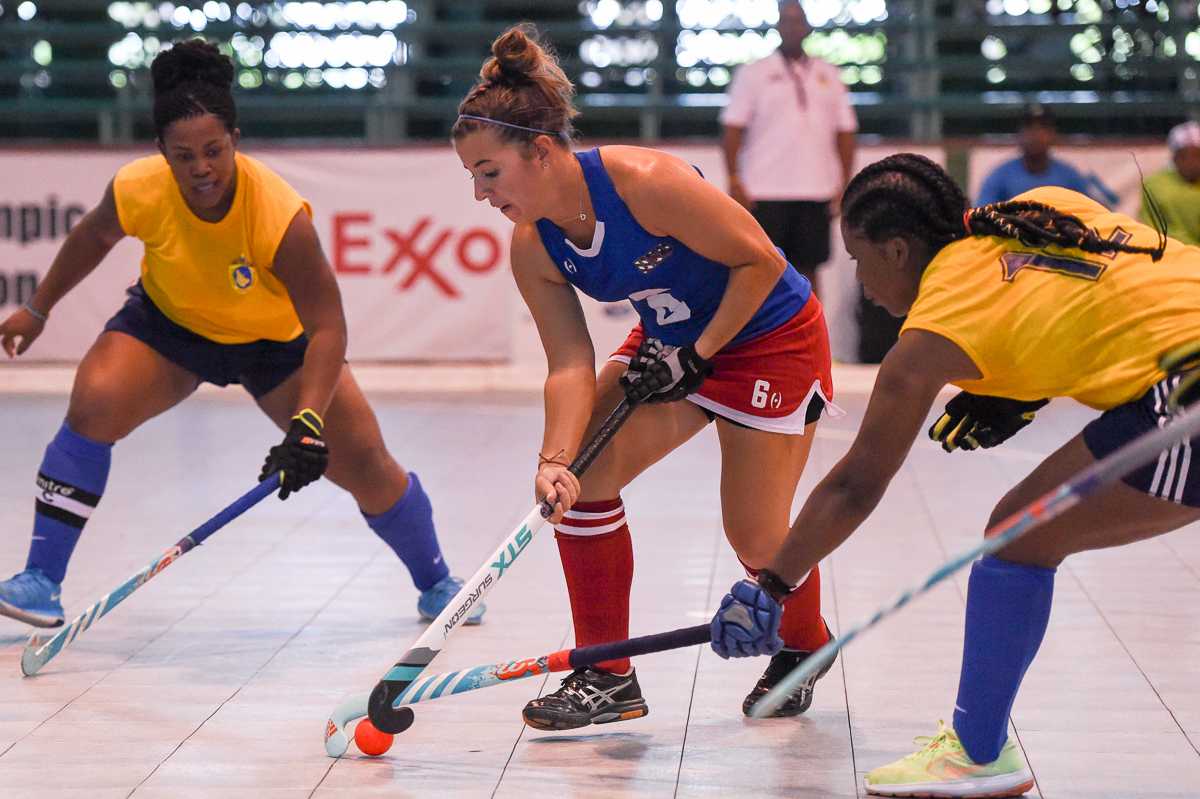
[841,153,971,255]
[842,152,1165,262]
[151,39,237,140]
[966,201,1165,261]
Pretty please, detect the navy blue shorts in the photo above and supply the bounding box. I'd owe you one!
[1082,374,1199,506]
[103,282,307,400]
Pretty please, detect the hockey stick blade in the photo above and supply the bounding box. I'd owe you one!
[324,399,637,755]
[751,401,1200,718]
[388,623,711,708]
[22,474,280,677]
[324,624,708,756]
[367,399,635,731]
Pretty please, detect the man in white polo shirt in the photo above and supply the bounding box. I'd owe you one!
[720,0,857,300]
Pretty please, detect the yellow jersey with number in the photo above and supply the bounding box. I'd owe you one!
[900,187,1200,410]
[113,152,309,344]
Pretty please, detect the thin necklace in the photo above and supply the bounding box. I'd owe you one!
[558,157,587,225]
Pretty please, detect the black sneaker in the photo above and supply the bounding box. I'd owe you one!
[522,666,649,730]
[742,626,836,718]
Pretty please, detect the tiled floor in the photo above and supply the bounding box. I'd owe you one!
[1,371,1199,798]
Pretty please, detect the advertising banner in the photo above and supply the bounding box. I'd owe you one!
[0,147,514,363]
[4,142,1163,369]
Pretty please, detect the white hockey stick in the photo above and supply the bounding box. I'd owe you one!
[324,399,636,757]
[751,401,1200,717]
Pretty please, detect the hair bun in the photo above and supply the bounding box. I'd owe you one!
[151,38,234,96]
[481,25,548,86]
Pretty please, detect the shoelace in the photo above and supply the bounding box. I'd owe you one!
[910,723,957,755]
[558,669,590,690]
[762,652,804,680]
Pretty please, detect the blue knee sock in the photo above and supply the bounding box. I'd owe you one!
[26,421,113,584]
[953,556,1055,764]
[362,472,450,592]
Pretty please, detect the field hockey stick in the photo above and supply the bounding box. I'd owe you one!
[324,398,637,757]
[750,400,1200,718]
[21,473,280,676]
[383,623,710,709]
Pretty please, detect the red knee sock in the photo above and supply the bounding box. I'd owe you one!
[554,498,633,673]
[741,560,830,653]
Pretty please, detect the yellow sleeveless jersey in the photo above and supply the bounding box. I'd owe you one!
[901,186,1200,410]
[113,152,310,343]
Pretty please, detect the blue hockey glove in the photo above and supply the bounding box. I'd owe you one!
[1160,339,1200,414]
[711,579,784,659]
[620,338,713,404]
[929,391,1049,452]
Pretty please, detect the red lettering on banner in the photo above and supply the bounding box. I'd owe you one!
[332,213,372,274]
[380,218,430,274]
[456,228,501,274]
[327,214,505,297]
[382,217,458,297]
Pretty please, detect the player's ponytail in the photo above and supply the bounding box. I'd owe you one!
[151,38,237,140]
[966,202,1166,261]
[843,153,1166,262]
[453,24,578,147]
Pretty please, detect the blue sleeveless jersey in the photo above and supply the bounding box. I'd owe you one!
[534,148,810,348]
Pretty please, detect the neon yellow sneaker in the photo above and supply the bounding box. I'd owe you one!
[864,720,1034,797]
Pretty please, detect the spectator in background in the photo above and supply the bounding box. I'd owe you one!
[1140,120,1200,247]
[976,104,1099,207]
[720,0,857,301]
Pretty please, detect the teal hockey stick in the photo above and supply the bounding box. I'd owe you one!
[751,402,1200,717]
[21,474,280,676]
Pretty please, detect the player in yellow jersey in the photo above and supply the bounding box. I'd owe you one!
[0,40,483,630]
[707,153,1200,797]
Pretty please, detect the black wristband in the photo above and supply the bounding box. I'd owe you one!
[755,568,794,605]
[679,344,713,378]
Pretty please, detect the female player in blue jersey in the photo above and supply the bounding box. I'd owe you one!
[452,25,839,729]
[710,152,1200,797]
[0,39,481,631]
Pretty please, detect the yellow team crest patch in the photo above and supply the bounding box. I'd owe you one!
[229,257,255,291]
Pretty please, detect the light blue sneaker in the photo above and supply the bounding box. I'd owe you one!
[0,568,65,628]
[417,575,485,626]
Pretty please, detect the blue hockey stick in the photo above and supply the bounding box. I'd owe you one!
[751,401,1200,717]
[21,473,280,676]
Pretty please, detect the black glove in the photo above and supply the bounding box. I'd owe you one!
[619,338,714,404]
[1160,339,1200,414]
[261,408,328,500]
[929,391,1049,452]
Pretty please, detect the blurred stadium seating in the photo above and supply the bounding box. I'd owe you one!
[1,0,1196,143]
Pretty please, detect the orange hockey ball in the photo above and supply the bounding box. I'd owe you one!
[354,718,395,756]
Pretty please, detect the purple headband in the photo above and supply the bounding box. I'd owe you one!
[457,114,568,139]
